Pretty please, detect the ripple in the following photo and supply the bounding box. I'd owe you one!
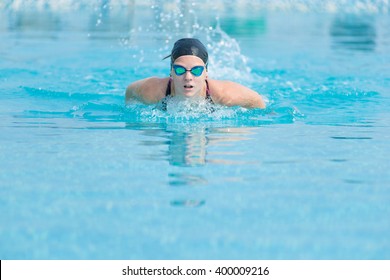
[170,200,206,208]
[331,136,372,140]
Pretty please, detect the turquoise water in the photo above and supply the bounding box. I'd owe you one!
[1,1,390,259]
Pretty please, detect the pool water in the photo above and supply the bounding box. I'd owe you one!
[1,0,390,259]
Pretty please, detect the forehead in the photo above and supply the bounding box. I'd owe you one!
[173,55,205,66]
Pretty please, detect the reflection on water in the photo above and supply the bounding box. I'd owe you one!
[170,200,206,207]
[168,129,208,166]
[168,171,207,208]
[330,15,376,52]
[125,122,258,207]
[125,122,257,167]
[169,172,208,186]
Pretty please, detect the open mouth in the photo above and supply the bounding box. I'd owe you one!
[184,85,194,89]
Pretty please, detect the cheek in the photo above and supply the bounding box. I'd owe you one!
[195,78,204,88]
[172,76,182,84]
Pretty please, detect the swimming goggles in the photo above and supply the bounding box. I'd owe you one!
[172,65,205,77]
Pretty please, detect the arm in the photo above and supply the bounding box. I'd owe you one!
[125,77,168,104]
[208,80,266,109]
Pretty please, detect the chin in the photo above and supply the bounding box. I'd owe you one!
[181,91,196,98]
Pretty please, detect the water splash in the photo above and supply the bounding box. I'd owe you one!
[18,86,301,126]
[148,2,253,81]
[202,21,252,82]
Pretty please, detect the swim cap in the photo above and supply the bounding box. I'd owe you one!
[164,38,208,66]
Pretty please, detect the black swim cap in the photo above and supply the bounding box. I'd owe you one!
[164,38,208,66]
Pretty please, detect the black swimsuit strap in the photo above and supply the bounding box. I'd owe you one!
[205,80,214,104]
[165,78,172,97]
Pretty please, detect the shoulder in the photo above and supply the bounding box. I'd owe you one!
[126,77,170,104]
[207,79,239,92]
[207,79,249,97]
[207,79,266,109]
[127,77,169,93]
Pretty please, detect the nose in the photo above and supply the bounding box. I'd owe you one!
[183,71,193,80]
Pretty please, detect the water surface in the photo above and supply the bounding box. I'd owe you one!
[1,0,390,259]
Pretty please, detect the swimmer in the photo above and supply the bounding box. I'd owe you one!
[125,38,266,109]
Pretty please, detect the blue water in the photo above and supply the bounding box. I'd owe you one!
[1,1,390,259]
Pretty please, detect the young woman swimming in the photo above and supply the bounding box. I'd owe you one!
[125,38,266,109]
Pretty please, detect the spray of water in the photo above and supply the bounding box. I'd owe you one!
[149,1,253,82]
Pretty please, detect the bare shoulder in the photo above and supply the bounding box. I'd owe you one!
[208,79,256,97]
[126,77,169,104]
[207,79,266,109]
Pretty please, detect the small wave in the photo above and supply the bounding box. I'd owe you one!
[21,86,124,102]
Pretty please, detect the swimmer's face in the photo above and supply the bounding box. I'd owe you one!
[171,55,208,98]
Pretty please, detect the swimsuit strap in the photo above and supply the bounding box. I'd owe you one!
[165,78,172,97]
[205,80,214,104]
